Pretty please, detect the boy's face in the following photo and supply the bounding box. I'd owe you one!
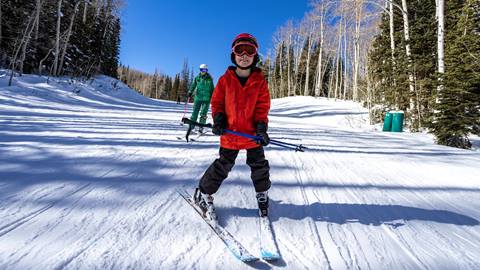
[235,54,254,68]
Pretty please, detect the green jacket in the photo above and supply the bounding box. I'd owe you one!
[189,73,214,102]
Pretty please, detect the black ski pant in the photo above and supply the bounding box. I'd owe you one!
[199,146,271,195]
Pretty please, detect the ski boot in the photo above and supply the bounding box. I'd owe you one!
[256,191,269,217]
[194,188,217,223]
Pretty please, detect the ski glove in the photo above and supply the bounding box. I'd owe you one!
[255,122,270,146]
[212,113,227,136]
[188,92,193,98]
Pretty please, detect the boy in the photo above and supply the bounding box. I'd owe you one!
[194,33,271,219]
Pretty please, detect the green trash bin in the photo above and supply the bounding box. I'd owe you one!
[383,111,393,131]
[391,111,404,132]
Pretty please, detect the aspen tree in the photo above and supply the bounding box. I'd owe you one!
[436,0,445,99]
[52,0,63,76]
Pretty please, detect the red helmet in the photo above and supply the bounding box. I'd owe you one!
[231,33,258,49]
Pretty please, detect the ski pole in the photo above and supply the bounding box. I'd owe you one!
[182,117,210,142]
[222,129,307,152]
[269,141,305,152]
[181,118,307,152]
[182,117,212,128]
[269,139,309,151]
[218,132,304,151]
[180,96,190,125]
[224,130,303,147]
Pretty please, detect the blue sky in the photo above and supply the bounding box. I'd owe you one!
[120,0,309,81]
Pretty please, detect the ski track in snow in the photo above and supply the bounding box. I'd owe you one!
[1,73,479,269]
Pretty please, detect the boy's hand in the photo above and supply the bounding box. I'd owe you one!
[212,113,227,135]
[256,122,270,146]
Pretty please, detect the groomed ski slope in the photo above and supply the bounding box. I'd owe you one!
[1,72,479,269]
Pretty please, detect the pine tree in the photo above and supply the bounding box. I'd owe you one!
[179,59,190,99]
[369,0,439,127]
[117,64,174,101]
[163,76,173,100]
[296,36,310,96]
[172,74,180,101]
[309,42,321,97]
[272,44,284,98]
[408,0,437,129]
[432,0,480,148]
[322,55,334,97]
[369,12,398,112]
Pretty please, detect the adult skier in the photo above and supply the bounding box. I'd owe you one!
[194,33,271,219]
[187,64,214,135]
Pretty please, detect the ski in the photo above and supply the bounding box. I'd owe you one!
[177,189,258,262]
[189,132,206,141]
[176,136,186,141]
[259,215,281,261]
[176,132,204,142]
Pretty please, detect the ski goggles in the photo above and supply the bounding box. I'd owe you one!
[232,43,257,57]
[200,68,208,72]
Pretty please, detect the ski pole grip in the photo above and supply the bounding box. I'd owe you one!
[181,117,213,128]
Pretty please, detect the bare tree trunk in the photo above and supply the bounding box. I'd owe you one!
[264,53,273,98]
[34,0,42,40]
[269,54,276,98]
[328,55,336,98]
[334,20,343,99]
[436,0,445,102]
[287,34,292,96]
[400,0,415,115]
[20,0,43,74]
[334,55,340,99]
[279,45,285,98]
[273,55,278,98]
[103,0,112,39]
[314,2,326,97]
[292,34,301,96]
[83,0,88,23]
[352,0,363,101]
[339,55,344,100]
[19,30,33,74]
[303,33,313,96]
[389,1,397,87]
[59,1,81,75]
[52,0,63,76]
[8,10,37,86]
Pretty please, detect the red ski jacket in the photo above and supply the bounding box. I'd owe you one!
[211,67,271,150]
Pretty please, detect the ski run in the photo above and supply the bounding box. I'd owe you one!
[1,71,480,269]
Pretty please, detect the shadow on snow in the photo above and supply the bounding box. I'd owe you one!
[222,200,480,228]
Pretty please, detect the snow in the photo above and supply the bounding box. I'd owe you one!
[1,72,479,269]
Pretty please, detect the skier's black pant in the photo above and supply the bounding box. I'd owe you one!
[199,146,270,194]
